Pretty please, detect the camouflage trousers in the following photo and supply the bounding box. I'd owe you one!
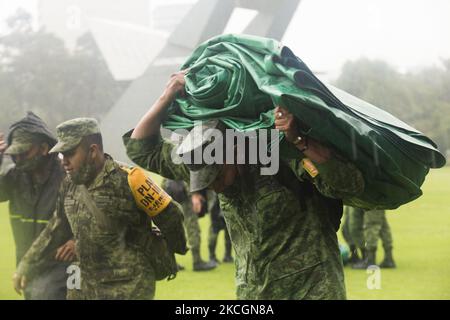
[181,202,202,262]
[24,262,68,300]
[208,223,232,260]
[237,257,346,300]
[343,208,393,251]
[342,206,364,249]
[67,268,155,300]
[364,210,393,251]
[349,207,365,250]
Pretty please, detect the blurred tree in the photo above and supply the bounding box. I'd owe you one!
[0,9,127,133]
[334,58,450,155]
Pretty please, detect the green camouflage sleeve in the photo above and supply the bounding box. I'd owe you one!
[123,130,190,183]
[17,184,73,278]
[312,153,365,200]
[152,201,188,255]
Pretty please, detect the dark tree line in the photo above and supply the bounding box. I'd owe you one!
[334,58,450,156]
[0,9,128,134]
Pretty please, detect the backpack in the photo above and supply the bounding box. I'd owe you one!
[120,165,180,281]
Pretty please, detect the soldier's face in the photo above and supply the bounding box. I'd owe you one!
[61,144,87,175]
[12,144,40,163]
[12,143,49,172]
[61,144,97,185]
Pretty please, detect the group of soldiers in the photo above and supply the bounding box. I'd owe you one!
[1,70,396,300]
[0,111,233,300]
[1,113,188,299]
[341,207,396,269]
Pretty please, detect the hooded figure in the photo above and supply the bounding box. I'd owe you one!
[0,112,72,300]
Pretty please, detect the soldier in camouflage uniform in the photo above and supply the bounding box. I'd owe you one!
[352,209,396,269]
[15,118,187,300]
[206,190,233,264]
[161,179,216,271]
[0,112,74,300]
[122,71,365,300]
[341,206,364,265]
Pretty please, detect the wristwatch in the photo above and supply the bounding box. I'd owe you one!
[293,136,308,152]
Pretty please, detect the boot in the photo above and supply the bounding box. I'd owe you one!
[209,253,220,265]
[192,247,217,271]
[348,245,362,265]
[352,248,377,269]
[222,254,233,263]
[176,263,185,271]
[379,249,396,268]
[193,260,217,271]
[367,248,376,266]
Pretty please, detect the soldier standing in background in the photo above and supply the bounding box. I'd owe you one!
[161,179,216,271]
[0,112,74,300]
[341,206,364,265]
[207,191,233,264]
[353,209,396,269]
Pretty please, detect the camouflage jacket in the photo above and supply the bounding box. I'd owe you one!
[18,155,186,300]
[123,131,365,299]
[0,154,70,272]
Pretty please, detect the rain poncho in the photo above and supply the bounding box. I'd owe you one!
[163,34,446,210]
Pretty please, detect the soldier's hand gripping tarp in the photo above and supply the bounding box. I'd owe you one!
[163,34,446,210]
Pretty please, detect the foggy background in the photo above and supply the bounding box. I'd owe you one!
[0,0,449,160]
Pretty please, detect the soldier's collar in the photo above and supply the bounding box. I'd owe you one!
[87,154,115,191]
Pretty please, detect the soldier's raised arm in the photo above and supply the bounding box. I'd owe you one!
[123,71,190,182]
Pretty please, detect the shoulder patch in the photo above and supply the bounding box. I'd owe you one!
[301,158,319,178]
[120,166,172,217]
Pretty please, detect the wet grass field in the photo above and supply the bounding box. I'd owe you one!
[1,167,449,300]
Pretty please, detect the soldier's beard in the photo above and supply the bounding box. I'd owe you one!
[69,153,97,186]
[15,154,48,172]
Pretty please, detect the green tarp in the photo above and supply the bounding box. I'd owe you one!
[163,34,446,210]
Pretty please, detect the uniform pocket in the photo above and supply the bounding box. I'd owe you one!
[96,267,135,284]
[265,249,324,282]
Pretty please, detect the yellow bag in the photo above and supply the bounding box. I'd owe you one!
[120,165,178,280]
[120,166,172,218]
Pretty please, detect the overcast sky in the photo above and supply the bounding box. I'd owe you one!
[1,0,449,79]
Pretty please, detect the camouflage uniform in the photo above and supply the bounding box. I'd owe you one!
[349,207,365,250]
[364,209,393,253]
[161,179,202,263]
[123,131,365,300]
[207,191,233,263]
[0,112,70,300]
[351,209,396,268]
[341,206,365,265]
[18,118,187,300]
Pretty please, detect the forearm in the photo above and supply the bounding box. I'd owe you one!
[312,153,365,199]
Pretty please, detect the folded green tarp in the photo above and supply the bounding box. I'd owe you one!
[163,34,446,210]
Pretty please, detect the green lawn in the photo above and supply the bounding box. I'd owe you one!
[1,168,449,300]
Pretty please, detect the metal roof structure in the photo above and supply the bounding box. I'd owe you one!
[99,0,302,162]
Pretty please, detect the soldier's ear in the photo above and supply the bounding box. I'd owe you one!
[89,144,102,159]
